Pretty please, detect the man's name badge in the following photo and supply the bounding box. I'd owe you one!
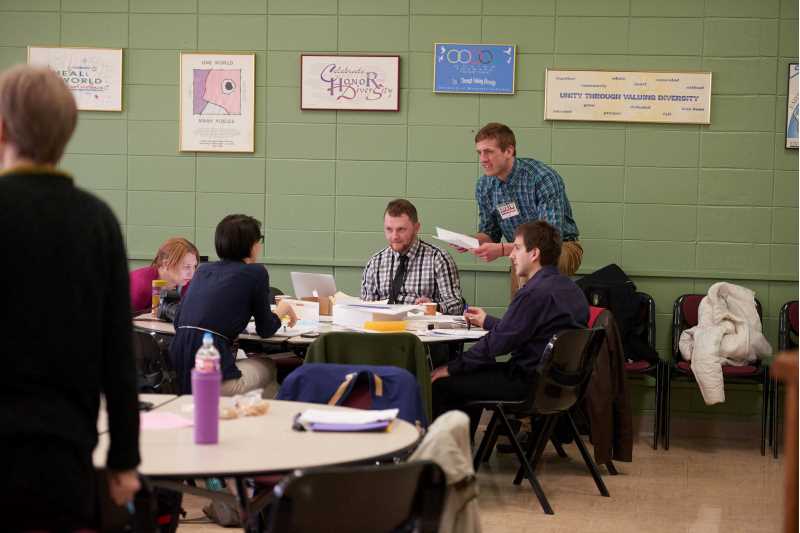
[497,201,520,220]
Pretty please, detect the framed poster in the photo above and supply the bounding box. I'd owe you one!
[433,43,516,94]
[301,55,399,111]
[544,69,712,125]
[179,52,255,152]
[27,46,122,111]
[786,63,798,149]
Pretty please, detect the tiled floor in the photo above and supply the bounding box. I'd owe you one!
[176,434,785,532]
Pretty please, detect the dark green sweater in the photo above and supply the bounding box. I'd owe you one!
[0,166,140,471]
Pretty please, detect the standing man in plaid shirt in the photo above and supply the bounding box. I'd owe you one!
[361,199,464,315]
[464,122,582,294]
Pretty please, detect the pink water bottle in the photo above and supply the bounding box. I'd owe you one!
[192,333,221,444]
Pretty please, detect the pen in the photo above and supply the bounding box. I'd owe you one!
[464,303,471,330]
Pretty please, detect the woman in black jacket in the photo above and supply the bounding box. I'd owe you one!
[171,214,297,397]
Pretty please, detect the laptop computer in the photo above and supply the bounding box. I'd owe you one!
[290,272,337,299]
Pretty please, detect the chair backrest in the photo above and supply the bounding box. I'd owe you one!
[636,291,657,353]
[132,330,177,394]
[268,286,284,305]
[672,293,763,362]
[266,461,447,533]
[530,328,606,415]
[305,332,432,419]
[779,300,799,351]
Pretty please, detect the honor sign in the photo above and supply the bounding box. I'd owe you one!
[544,69,712,125]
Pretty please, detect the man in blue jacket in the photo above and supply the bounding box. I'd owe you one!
[431,220,589,436]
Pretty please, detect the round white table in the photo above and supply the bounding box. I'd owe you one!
[93,396,421,531]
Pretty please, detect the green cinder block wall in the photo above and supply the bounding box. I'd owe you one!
[2,0,797,418]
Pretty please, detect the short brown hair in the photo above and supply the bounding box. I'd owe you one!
[474,122,516,154]
[152,238,200,270]
[0,65,77,165]
[515,221,562,266]
[384,199,418,223]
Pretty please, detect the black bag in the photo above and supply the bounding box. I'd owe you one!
[576,264,658,363]
[132,331,178,394]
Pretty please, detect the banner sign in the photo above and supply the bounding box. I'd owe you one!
[544,69,712,124]
[433,43,516,94]
[301,55,400,111]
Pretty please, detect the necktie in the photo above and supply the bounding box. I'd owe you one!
[389,255,408,304]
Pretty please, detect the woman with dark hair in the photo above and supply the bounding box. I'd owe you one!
[170,214,296,397]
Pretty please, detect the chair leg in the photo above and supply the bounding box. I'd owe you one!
[551,438,569,458]
[605,461,618,475]
[768,376,775,449]
[473,409,498,473]
[496,405,554,514]
[761,371,768,456]
[513,416,556,486]
[566,412,610,497]
[653,361,662,450]
[664,369,672,450]
[482,420,503,464]
[773,380,781,459]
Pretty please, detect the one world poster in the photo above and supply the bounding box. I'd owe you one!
[433,43,516,94]
[180,53,255,152]
[28,46,122,111]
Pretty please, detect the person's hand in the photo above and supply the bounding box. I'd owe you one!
[108,469,140,506]
[275,300,298,327]
[431,366,450,383]
[414,296,432,304]
[464,306,487,329]
[471,242,504,262]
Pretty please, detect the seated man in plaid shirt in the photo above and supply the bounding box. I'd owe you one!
[360,199,464,316]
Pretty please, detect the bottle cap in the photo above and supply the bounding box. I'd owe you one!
[152,279,168,288]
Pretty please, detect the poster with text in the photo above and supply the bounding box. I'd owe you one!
[786,63,798,149]
[433,43,516,94]
[301,55,399,111]
[180,53,255,152]
[28,46,122,111]
[544,69,712,124]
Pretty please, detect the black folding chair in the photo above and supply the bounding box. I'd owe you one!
[469,327,607,515]
[262,461,446,533]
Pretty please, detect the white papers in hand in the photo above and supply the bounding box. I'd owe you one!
[298,408,399,425]
[433,227,479,250]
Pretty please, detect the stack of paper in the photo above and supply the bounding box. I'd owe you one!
[433,227,479,250]
[296,408,398,432]
[333,303,416,329]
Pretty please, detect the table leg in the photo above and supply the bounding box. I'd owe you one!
[234,477,257,533]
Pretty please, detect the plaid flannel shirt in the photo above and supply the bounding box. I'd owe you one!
[476,157,579,243]
[360,239,464,315]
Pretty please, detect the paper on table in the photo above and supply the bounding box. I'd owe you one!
[428,329,488,339]
[333,291,388,305]
[140,411,193,430]
[298,408,398,426]
[433,227,479,250]
[246,322,316,337]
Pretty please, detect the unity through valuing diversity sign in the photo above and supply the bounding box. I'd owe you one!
[544,69,712,125]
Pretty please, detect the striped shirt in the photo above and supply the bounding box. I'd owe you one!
[360,239,464,315]
[476,157,579,243]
